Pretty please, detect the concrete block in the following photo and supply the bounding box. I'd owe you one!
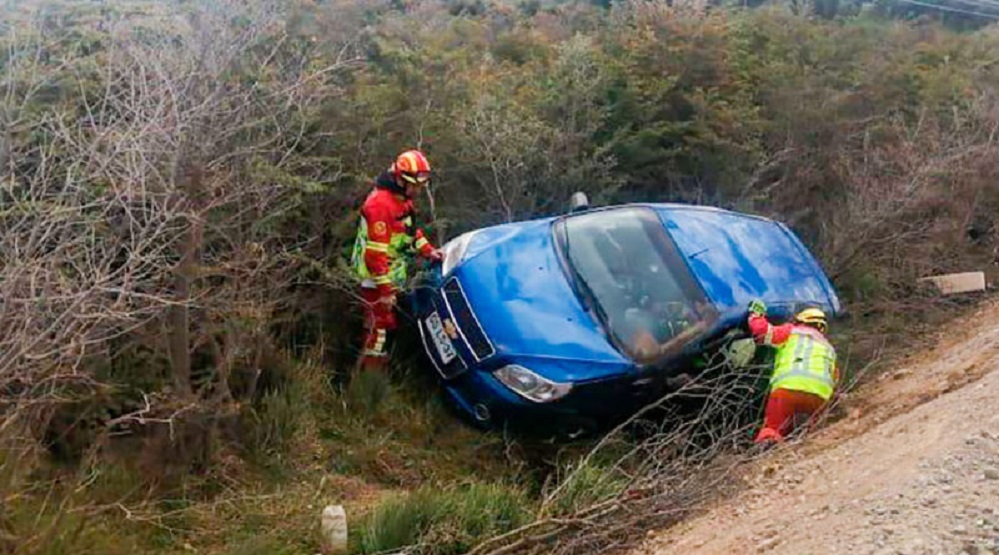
[917,272,986,295]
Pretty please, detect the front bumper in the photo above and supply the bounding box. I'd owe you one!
[415,275,691,437]
[438,361,689,437]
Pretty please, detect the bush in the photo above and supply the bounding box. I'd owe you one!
[244,383,308,460]
[358,482,533,554]
[345,370,392,417]
[241,354,332,462]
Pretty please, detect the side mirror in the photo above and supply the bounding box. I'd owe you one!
[570,192,589,213]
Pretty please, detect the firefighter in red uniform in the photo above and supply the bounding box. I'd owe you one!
[747,299,840,445]
[351,150,441,374]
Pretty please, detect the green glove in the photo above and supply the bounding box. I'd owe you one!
[748,299,767,317]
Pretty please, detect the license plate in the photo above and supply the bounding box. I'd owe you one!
[425,312,457,365]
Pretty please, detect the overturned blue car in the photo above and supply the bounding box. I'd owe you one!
[412,202,840,436]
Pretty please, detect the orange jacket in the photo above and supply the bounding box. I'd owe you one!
[359,173,436,296]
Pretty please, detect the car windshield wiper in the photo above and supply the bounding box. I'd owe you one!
[559,222,613,336]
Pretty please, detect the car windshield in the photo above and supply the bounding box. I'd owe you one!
[556,207,715,364]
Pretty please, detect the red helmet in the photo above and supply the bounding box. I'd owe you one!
[391,150,432,187]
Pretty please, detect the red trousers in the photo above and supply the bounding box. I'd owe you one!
[755,388,826,443]
[360,287,396,364]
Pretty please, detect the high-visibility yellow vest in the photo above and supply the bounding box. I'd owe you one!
[351,216,416,288]
[771,327,837,401]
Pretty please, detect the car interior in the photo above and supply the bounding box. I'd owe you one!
[565,212,702,359]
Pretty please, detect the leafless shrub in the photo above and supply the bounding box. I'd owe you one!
[0,0,363,473]
[461,351,763,555]
[819,111,999,287]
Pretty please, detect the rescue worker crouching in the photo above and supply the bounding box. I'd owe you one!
[747,299,839,446]
[350,149,442,377]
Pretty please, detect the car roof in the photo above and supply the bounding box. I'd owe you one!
[564,202,777,224]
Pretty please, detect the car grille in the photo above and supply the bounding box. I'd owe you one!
[419,311,467,380]
[442,277,495,361]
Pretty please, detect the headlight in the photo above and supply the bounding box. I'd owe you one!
[494,364,573,403]
[440,231,479,276]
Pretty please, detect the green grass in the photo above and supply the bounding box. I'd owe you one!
[221,536,303,555]
[0,472,151,555]
[356,482,534,555]
[244,380,309,463]
[545,460,629,517]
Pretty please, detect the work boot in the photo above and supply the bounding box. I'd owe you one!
[753,427,783,449]
[752,437,779,455]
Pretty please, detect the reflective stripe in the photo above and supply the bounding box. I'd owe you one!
[414,237,429,250]
[400,151,418,172]
[777,367,836,388]
[763,324,774,346]
[794,329,808,362]
[372,274,393,285]
[365,330,388,357]
[366,241,389,253]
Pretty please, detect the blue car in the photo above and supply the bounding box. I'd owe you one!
[412,202,840,436]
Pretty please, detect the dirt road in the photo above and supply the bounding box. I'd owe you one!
[639,299,999,555]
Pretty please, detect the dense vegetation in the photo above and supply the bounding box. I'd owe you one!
[1,0,997,553]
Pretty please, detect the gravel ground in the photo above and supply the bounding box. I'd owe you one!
[824,409,999,555]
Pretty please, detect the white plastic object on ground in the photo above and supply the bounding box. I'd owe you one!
[321,504,348,554]
[723,338,757,369]
[917,272,986,295]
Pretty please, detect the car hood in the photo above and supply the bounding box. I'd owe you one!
[654,206,840,324]
[453,220,632,382]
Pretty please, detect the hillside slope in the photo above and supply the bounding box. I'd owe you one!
[639,298,999,555]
